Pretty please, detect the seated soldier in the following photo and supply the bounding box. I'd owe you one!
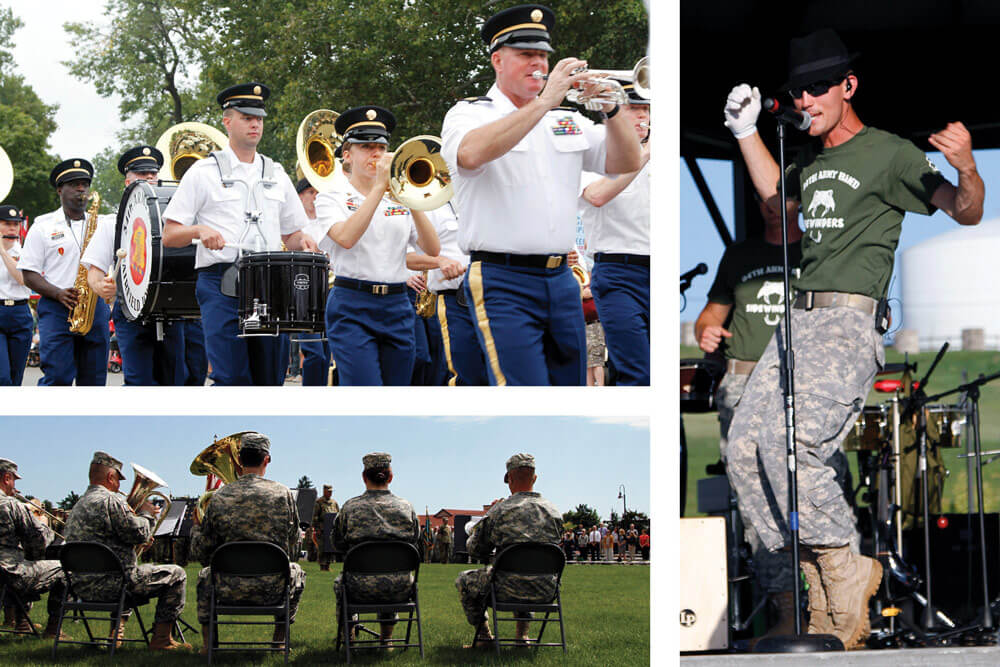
[189,432,306,652]
[455,453,563,647]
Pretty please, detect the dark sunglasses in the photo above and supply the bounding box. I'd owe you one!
[788,77,845,100]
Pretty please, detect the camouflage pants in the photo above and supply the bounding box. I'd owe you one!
[454,567,557,626]
[3,559,65,617]
[196,563,305,625]
[727,305,881,551]
[71,564,186,624]
[334,572,414,624]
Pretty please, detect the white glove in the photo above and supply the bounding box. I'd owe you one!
[723,84,761,139]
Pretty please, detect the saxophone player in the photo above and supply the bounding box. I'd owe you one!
[19,159,113,385]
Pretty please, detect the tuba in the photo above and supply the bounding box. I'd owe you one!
[155,122,228,181]
[296,109,345,193]
[125,463,172,555]
[67,192,102,334]
[388,135,452,211]
[190,432,247,522]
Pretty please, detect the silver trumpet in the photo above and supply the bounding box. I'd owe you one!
[532,57,649,109]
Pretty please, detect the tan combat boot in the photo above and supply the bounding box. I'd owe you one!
[42,614,69,640]
[149,620,191,650]
[801,553,834,634]
[200,624,212,656]
[748,591,799,648]
[463,620,493,649]
[515,619,532,644]
[814,545,882,650]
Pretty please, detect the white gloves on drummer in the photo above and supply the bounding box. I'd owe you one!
[724,83,761,139]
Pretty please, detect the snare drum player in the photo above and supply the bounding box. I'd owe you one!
[161,82,318,386]
[81,145,187,386]
[312,105,441,386]
[579,82,650,385]
[0,207,32,386]
[20,158,111,386]
[722,29,984,648]
[441,4,641,385]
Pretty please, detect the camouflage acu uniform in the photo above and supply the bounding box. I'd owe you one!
[435,524,453,563]
[63,485,186,624]
[311,496,340,568]
[189,473,305,625]
[0,494,64,617]
[332,489,420,621]
[455,491,562,626]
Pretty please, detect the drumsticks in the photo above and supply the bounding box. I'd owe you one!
[104,248,127,304]
[192,239,257,252]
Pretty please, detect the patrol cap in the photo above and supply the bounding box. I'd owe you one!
[363,452,392,470]
[50,158,94,187]
[335,106,396,146]
[617,79,650,106]
[0,458,22,480]
[295,178,314,194]
[506,453,535,472]
[217,82,270,117]
[240,432,271,452]
[323,484,332,491]
[91,451,125,479]
[0,205,23,222]
[117,145,163,175]
[482,4,555,54]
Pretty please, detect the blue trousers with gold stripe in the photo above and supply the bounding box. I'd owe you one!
[0,302,32,386]
[111,301,186,386]
[325,283,414,386]
[437,291,487,386]
[591,262,650,385]
[298,332,330,386]
[464,261,585,386]
[36,296,109,386]
[183,319,208,386]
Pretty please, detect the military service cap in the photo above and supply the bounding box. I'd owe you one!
[323,483,332,491]
[0,206,23,222]
[240,432,271,452]
[295,178,313,194]
[617,78,650,105]
[217,82,270,117]
[0,458,22,480]
[335,106,396,146]
[506,453,536,472]
[50,158,94,187]
[482,4,555,53]
[91,451,125,478]
[117,145,163,175]
[363,452,392,470]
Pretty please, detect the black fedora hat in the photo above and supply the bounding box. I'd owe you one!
[780,28,859,91]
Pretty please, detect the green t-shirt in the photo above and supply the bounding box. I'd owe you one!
[786,126,947,299]
[707,237,802,362]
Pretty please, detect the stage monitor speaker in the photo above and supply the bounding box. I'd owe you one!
[292,487,317,529]
[453,514,472,562]
[321,512,338,554]
[679,517,728,652]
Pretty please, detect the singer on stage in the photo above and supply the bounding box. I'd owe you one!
[721,28,983,649]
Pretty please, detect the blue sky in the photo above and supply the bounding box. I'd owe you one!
[4,416,649,521]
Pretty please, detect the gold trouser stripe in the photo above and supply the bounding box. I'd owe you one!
[467,261,507,386]
[437,294,458,386]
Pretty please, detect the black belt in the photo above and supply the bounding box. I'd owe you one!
[196,262,235,275]
[471,251,567,269]
[437,289,459,297]
[594,253,650,267]
[1,299,28,307]
[333,277,406,296]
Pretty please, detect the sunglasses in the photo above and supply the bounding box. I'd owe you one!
[788,77,845,100]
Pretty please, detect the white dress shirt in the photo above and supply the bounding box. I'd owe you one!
[0,242,31,300]
[162,145,308,268]
[579,163,650,256]
[313,181,421,284]
[80,212,120,272]
[441,83,608,255]
[424,202,467,293]
[19,208,114,289]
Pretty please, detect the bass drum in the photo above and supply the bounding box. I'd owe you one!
[115,180,199,322]
[237,251,330,337]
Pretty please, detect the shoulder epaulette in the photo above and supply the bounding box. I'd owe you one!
[461,96,492,103]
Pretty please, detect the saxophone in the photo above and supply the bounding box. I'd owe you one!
[415,270,436,318]
[67,191,102,335]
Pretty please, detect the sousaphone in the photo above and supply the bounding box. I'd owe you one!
[190,432,248,521]
[155,122,229,181]
[296,109,346,193]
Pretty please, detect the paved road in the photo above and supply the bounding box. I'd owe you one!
[19,365,305,387]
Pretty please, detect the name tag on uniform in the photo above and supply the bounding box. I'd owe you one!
[384,205,408,216]
[50,231,65,240]
[552,116,582,136]
[346,197,360,212]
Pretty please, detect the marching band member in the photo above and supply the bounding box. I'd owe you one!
[81,145,187,386]
[441,4,641,385]
[312,106,441,386]
[0,207,32,386]
[296,177,332,386]
[19,159,111,386]
[579,82,650,385]
[161,82,318,386]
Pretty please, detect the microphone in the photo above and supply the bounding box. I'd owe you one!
[680,263,708,283]
[762,97,811,130]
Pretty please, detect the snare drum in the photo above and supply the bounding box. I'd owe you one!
[237,251,330,337]
[680,358,724,413]
[115,181,200,321]
[843,405,889,452]
[925,404,967,448]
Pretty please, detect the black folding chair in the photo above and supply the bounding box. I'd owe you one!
[52,541,151,658]
[207,541,292,665]
[0,569,41,637]
[335,541,424,663]
[487,542,567,653]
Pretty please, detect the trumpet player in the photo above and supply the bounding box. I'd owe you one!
[313,105,441,386]
[19,159,111,385]
[441,4,641,386]
[579,82,650,385]
[0,458,66,638]
[0,206,32,386]
[64,451,190,651]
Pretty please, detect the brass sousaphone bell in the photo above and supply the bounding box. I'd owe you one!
[0,144,13,202]
[190,432,247,521]
[155,122,229,181]
[296,109,346,193]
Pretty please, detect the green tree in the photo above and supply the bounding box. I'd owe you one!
[297,475,313,489]
[562,503,600,529]
[58,490,81,511]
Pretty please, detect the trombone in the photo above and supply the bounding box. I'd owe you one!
[13,492,66,541]
[124,463,172,555]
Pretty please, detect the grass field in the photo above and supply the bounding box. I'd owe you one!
[0,561,649,665]
[681,347,1000,516]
